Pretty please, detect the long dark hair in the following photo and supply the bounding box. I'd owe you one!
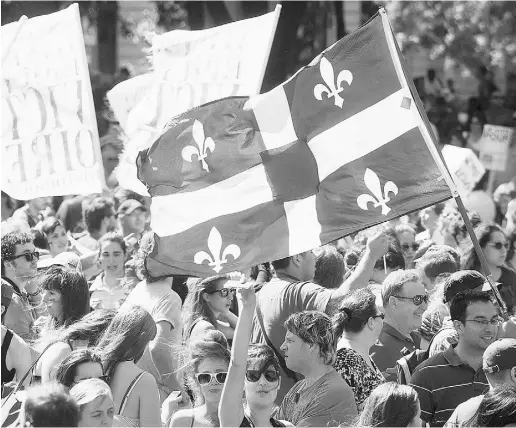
[95,305,156,382]
[54,349,103,388]
[332,288,377,338]
[468,385,516,427]
[357,382,420,427]
[461,223,506,271]
[182,276,228,343]
[36,265,90,328]
[35,309,116,353]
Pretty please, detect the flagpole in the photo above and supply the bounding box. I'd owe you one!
[2,15,28,64]
[253,4,282,94]
[379,8,508,317]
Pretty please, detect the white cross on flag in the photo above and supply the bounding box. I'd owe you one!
[137,9,454,278]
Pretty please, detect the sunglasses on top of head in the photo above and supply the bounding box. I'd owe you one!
[206,288,234,298]
[8,251,40,263]
[195,372,228,385]
[394,294,429,306]
[245,368,280,383]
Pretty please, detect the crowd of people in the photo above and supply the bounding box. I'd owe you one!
[1,170,516,428]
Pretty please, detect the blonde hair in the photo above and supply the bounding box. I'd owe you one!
[70,378,113,410]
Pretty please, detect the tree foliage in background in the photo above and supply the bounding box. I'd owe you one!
[384,0,516,77]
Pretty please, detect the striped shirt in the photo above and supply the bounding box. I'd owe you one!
[410,346,488,427]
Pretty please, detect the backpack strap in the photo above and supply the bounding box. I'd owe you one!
[254,282,310,383]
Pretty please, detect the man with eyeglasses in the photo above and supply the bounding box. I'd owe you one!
[370,269,428,382]
[445,338,516,428]
[411,290,498,427]
[1,231,45,341]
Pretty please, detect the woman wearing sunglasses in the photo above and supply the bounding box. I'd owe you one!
[182,276,236,344]
[171,330,231,427]
[332,288,385,410]
[219,285,292,428]
[461,222,516,312]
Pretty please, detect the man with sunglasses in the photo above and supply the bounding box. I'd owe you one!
[1,232,44,341]
[371,269,428,382]
[411,290,498,426]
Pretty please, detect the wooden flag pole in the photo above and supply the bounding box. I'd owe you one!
[379,7,509,318]
[2,15,28,64]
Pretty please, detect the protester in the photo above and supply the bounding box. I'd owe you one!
[117,199,147,239]
[370,270,427,381]
[55,349,107,388]
[34,309,115,383]
[182,275,237,344]
[251,232,388,403]
[366,244,405,302]
[493,182,516,226]
[19,382,80,427]
[465,385,516,427]
[95,305,161,427]
[56,195,87,235]
[1,324,32,386]
[445,338,516,427]
[417,203,446,243]
[170,330,231,427]
[12,197,51,229]
[395,225,419,268]
[415,249,458,292]
[1,231,45,340]
[461,222,516,311]
[40,217,69,257]
[277,311,358,427]
[122,231,183,401]
[1,191,16,221]
[410,290,497,426]
[507,231,516,269]
[77,197,117,252]
[70,378,115,428]
[332,289,385,410]
[355,382,422,427]
[89,232,129,310]
[219,285,293,428]
[505,198,516,234]
[313,245,346,289]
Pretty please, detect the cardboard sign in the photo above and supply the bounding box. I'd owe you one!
[479,124,513,172]
[1,5,105,200]
[107,7,281,195]
[441,145,486,197]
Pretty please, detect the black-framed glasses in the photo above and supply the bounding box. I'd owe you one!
[8,251,40,263]
[246,369,280,383]
[464,318,502,327]
[394,294,429,306]
[486,241,510,251]
[401,243,419,252]
[195,372,228,385]
[372,313,385,320]
[206,288,234,298]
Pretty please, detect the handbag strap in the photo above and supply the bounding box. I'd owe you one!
[9,342,54,396]
[255,288,301,382]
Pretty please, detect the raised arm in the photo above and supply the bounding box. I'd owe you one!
[219,285,256,428]
[327,231,389,313]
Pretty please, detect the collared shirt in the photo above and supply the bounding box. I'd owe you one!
[370,322,421,382]
[410,345,488,427]
[89,273,128,310]
[444,394,484,428]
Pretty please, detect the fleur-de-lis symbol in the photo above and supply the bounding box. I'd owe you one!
[313,57,353,108]
[194,227,241,273]
[181,120,215,172]
[357,169,399,216]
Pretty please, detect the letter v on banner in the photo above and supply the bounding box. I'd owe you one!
[379,9,508,317]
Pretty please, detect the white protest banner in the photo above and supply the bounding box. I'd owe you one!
[108,6,281,195]
[478,124,513,172]
[441,145,486,197]
[1,4,105,200]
